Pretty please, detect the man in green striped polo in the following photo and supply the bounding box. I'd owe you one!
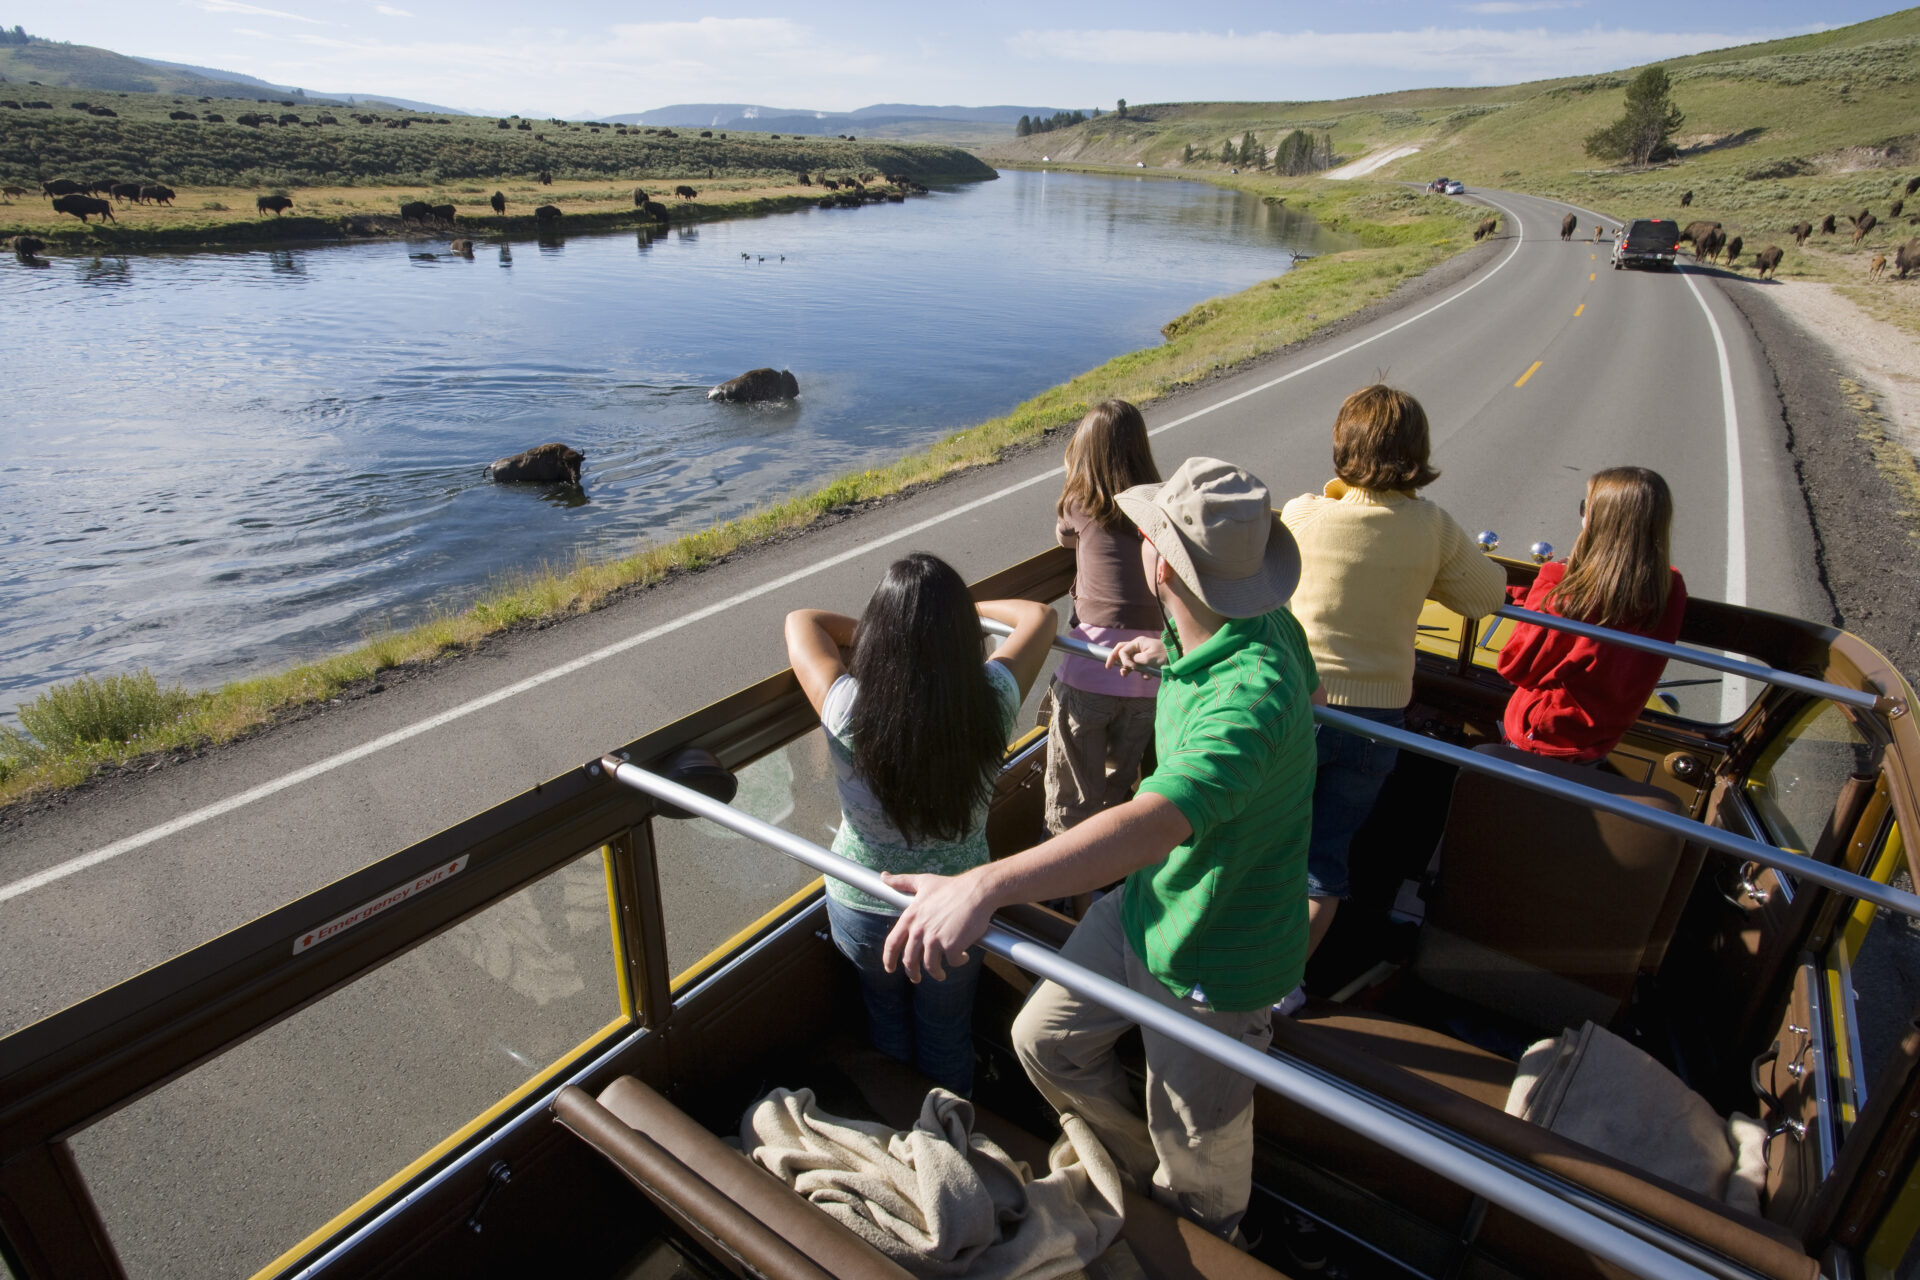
[882,457,1316,1241]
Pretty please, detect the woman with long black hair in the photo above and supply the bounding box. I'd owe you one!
[785,554,1056,1094]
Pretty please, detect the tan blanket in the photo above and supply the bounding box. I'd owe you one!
[742,1086,1126,1280]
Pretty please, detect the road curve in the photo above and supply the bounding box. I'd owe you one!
[0,186,1827,1036]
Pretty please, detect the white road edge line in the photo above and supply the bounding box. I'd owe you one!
[3,196,1531,906]
[1679,269,1750,720]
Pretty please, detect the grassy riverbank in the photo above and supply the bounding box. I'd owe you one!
[0,177,1482,808]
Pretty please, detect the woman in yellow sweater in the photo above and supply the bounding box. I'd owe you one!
[1280,386,1506,986]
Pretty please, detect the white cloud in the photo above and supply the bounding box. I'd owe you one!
[1457,2,1583,13]
[373,4,412,15]
[197,0,327,25]
[1007,23,1811,85]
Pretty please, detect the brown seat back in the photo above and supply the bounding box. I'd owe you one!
[554,1078,914,1280]
[1414,744,1695,1030]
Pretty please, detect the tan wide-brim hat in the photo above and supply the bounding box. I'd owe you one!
[1116,457,1301,619]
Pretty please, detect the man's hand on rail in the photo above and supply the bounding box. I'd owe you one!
[881,794,1191,982]
[1105,634,1167,677]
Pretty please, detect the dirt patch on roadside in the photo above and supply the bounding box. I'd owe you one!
[1764,278,1920,455]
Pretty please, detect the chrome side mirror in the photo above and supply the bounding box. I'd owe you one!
[1477,530,1500,552]
[1529,541,1554,564]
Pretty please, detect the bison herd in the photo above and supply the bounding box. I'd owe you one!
[1575,182,1920,280]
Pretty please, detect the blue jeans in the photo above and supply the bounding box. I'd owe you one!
[826,894,985,1096]
[1305,706,1404,900]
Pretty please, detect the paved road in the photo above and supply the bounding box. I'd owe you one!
[0,186,1834,1278]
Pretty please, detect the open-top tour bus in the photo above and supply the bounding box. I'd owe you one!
[4,538,1919,1280]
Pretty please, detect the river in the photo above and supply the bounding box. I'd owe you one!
[0,169,1353,718]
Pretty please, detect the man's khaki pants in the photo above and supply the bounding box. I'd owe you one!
[1011,888,1274,1240]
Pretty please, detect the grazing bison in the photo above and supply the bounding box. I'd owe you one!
[798,172,811,186]
[1892,198,1906,220]
[632,187,648,207]
[1870,254,1887,278]
[169,110,197,121]
[674,185,698,200]
[708,367,800,403]
[534,204,561,223]
[1700,228,1726,263]
[1896,239,1920,280]
[1678,220,1720,248]
[487,443,583,485]
[490,190,506,215]
[449,238,475,257]
[11,234,46,258]
[1559,212,1577,240]
[41,179,82,198]
[1790,221,1813,246]
[399,200,432,223]
[1680,190,1693,207]
[822,179,839,191]
[1754,245,1784,279]
[110,182,141,202]
[1472,217,1498,241]
[1820,213,1837,235]
[140,185,175,206]
[1853,212,1877,245]
[1724,235,1743,267]
[1907,176,1920,196]
[428,203,455,224]
[256,194,294,216]
[642,200,670,223]
[536,170,553,185]
[52,194,115,223]
[1854,207,1871,227]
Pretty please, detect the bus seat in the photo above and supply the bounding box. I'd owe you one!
[1267,1005,1817,1280]
[1413,744,1700,1032]
[554,1078,914,1280]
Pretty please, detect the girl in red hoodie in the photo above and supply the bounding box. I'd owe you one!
[1498,467,1687,765]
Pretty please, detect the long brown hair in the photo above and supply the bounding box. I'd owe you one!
[1550,467,1674,629]
[1057,399,1160,531]
[847,554,1006,845]
[1332,384,1440,492]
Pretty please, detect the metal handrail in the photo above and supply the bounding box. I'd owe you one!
[984,619,1920,922]
[599,758,1725,1280]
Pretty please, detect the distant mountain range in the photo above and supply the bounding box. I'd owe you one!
[607,102,1081,136]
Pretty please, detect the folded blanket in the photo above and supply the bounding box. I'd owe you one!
[742,1086,1126,1280]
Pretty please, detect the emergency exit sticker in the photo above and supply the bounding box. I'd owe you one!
[293,855,471,954]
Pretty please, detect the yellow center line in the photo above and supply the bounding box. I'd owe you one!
[1589,272,1596,281]
[1514,360,1543,388]
[1574,303,1585,316]
[1590,253,1596,260]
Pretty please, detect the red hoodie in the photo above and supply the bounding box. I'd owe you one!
[1497,562,1688,763]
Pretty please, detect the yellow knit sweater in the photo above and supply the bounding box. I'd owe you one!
[1281,480,1506,709]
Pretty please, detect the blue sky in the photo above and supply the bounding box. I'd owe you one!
[18,2,1908,117]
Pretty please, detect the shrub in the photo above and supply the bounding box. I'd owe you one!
[16,670,194,753]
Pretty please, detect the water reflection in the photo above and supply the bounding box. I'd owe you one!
[1,170,1356,717]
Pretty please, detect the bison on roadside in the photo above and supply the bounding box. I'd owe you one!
[1700,228,1726,263]
[1559,212,1577,241]
[490,191,506,215]
[1853,213,1877,244]
[41,179,82,198]
[1790,221,1813,246]
[487,442,583,485]
[1472,217,1498,241]
[257,194,294,216]
[1754,245,1784,279]
[1678,220,1720,248]
[52,194,115,223]
[1724,235,1743,267]
[1896,239,1920,280]
[140,185,175,206]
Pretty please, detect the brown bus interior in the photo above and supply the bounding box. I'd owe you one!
[3,545,1918,1280]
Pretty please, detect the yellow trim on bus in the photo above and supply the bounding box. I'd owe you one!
[603,845,635,1020]
[671,877,825,992]
[247,1010,632,1280]
[1866,1145,1920,1277]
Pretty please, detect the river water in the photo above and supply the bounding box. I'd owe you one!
[0,169,1352,718]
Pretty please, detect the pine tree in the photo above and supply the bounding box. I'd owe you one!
[1117,98,1128,119]
[1182,142,1194,163]
[1016,115,1032,137]
[1220,139,1236,164]
[1584,66,1685,167]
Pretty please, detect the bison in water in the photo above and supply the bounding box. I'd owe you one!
[1559,212,1577,241]
[140,185,175,206]
[489,191,506,215]
[1680,190,1693,207]
[257,194,294,216]
[708,368,800,403]
[1853,212,1877,245]
[487,443,583,486]
[448,238,475,257]
[1754,245,1784,279]
[1896,239,1920,280]
[11,234,46,259]
[52,194,115,223]
[534,204,561,223]
[400,200,432,223]
[1791,221,1813,246]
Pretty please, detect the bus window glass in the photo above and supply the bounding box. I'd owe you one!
[658,731,838,985]
[67,849,625,1280]
[1745,702,1876,854]
[1827,820,1919,1134]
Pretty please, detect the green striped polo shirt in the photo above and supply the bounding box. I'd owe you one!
[1125,608,1316,1011]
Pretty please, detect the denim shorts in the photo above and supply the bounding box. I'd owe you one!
[1305,705,1404,900]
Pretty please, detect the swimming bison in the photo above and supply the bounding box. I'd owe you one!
[1559,212,1577,241]
[487,443,584,486]
[52,194,115,223]
[708,368,800,403]
[257,194,294,216]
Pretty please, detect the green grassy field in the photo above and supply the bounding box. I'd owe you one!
[0,179,1481,808]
